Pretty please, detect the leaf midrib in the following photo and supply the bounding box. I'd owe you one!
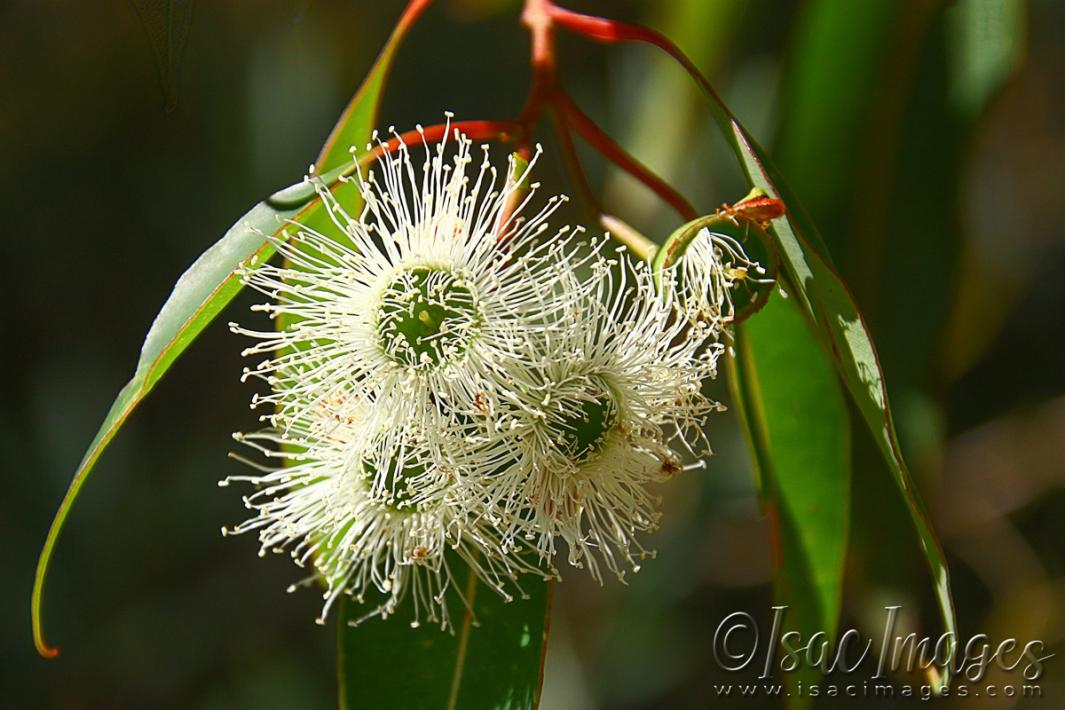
[446,561,480,710]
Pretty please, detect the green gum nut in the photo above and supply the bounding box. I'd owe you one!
[376,267,480,369]
[552,377,619,464]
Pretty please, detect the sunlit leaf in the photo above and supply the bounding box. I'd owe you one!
[765,1,1022,674]
[612,17,958,685]
[32,0,429,659]
[32,198,300,657]
[730,293,850,708]
[730,123,957,687]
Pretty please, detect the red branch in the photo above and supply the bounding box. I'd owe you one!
[513,0,698,222]
[555,94,697,221]
[548,107,601,216]
[370,120,521,160]
[547,3,729,113]
[395,0,435,34]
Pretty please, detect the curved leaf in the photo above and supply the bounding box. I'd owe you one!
[723,123,957,691]
[660,122,958,688]
[31,198,300,657]
[32,0,430,658]
[338,573,550,710]
[569,10,958,688]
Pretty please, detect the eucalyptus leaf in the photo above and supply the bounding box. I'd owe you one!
[338,572,550,710]
[721,107,956,694]
[730,293,850,708]
[641,44,957,687]
[32,0,426,659]
[31,198,300,657]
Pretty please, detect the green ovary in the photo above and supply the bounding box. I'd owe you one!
[376,267,480,369]
[553,378,619,463]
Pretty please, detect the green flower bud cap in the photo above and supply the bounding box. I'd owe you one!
[552,377,619,463]
[376,266,481,370]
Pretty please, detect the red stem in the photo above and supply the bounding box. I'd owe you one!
[517,0,558,154]
[522,0,557,75]
[555,93,697,221]
[517,0,699,223]
[548,107,601,218]
[371,120,520,160]
[546,3,729,115]
[395,0,435,34]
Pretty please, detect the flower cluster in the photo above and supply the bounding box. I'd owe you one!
[222,121,756,629]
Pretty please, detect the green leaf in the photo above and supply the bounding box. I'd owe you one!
[338,572,550,710]
[638,34,957,686]
[738,128,957,686]
[763,2,1021,680]
[32,0,427,659]
[716,113,956,693]
[31,198,301,658]
[729,293,850,707]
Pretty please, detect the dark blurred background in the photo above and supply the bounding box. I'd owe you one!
[3,1,1063,707]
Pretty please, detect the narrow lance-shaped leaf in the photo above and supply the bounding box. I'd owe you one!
[652,149,956,691]
[724,126,958,690]
[729,293,850,709]
[769,6,1008,682]
[32,198,298,658]
[566,7,959,688]
[31,0,431,658]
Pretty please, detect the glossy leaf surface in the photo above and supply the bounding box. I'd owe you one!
[730,293,850,707]
[693,61,958,690]
[31,198,300,657]
[610,15,959,684]
[32,0,429,659]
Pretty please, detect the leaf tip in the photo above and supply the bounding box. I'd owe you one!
[32,611,60,659]
[35,640,60,660]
